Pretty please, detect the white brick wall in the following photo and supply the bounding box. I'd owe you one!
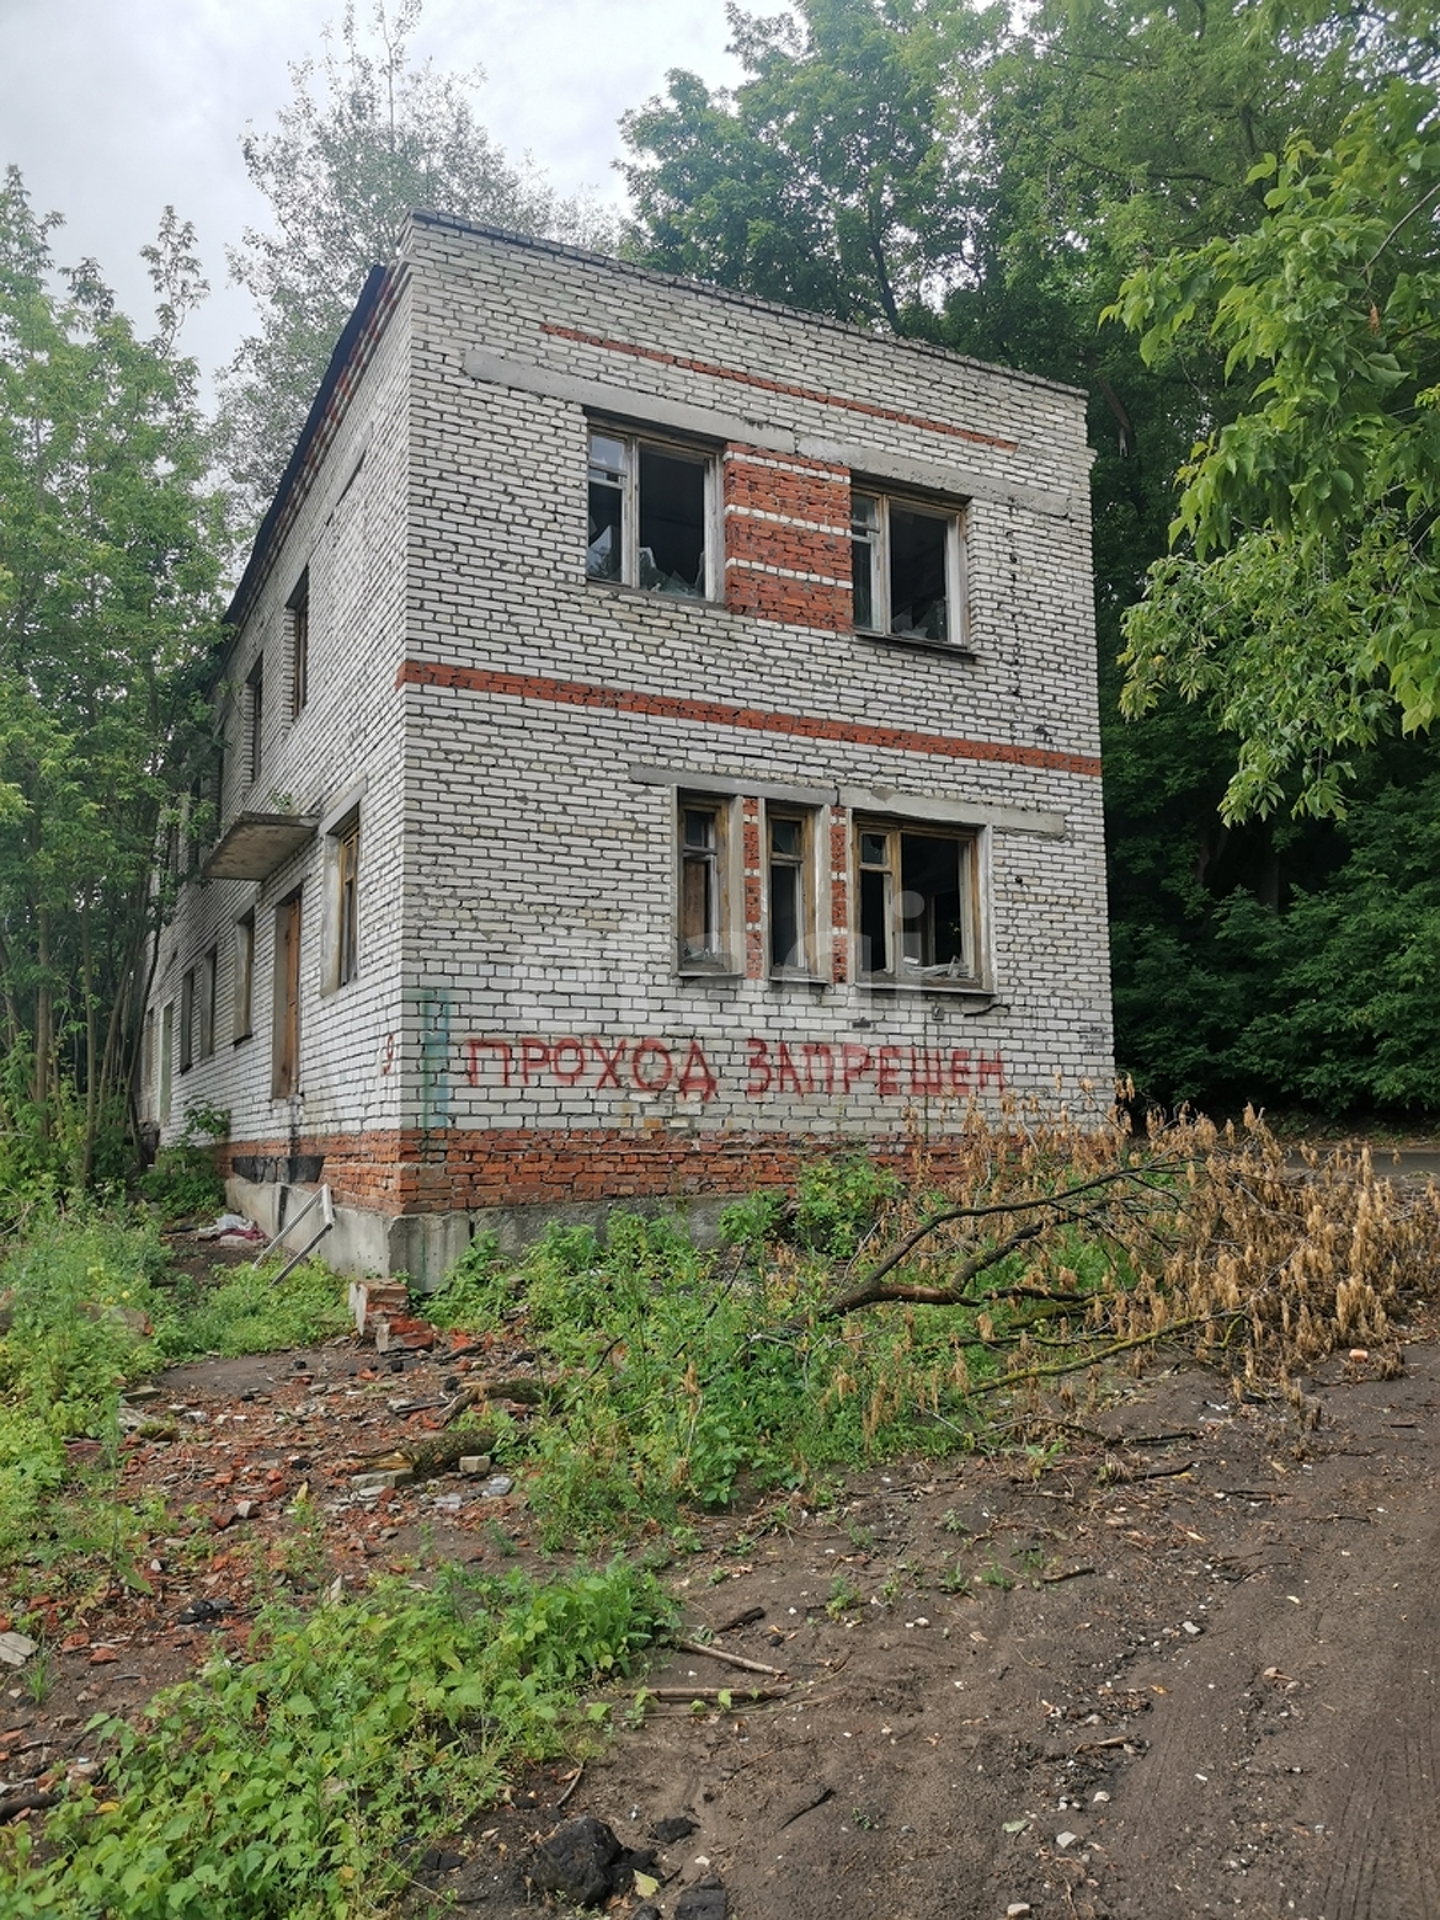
[147,219,1113,1258]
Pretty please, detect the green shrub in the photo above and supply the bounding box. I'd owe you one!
[135,1102,229,1222]
[1,1561,670,1918]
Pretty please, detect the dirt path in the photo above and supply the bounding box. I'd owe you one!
[422,1334,1440,1920]
[6,1303,1438,1919]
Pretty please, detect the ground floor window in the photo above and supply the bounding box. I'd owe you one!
[678,795,732,972]
[856,820,980,987]
[272,890,302,1097]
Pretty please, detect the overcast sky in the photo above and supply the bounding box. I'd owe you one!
[0,0,743,388]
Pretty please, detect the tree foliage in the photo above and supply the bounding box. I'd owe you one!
[220,0,616,516]
[622,0,1005,329]
[0,170,224,1187]
[1113,76,1440,820]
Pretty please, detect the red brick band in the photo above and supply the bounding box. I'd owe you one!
[541,323,1019,453]
[222,1126,1007,1212]
[395,661,1102,777]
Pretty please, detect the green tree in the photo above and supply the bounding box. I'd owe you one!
[1112,76,1440,820]
[0,171,225,1187]
[622,0,1005,329]
[220,0,616,516]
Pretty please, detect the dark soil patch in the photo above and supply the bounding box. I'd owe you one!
[5,1259,1438,1920]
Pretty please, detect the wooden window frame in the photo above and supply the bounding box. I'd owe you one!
[854,818,983,990]
[587,426,718,600]
[333,811,360,989]
[765,804,819,979]
[234,911,255,1043]
[677,793,737,975]
[272,889,302,1099]
[851,490,968,648]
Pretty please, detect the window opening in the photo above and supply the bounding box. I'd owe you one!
[335,813,359,987]
[234,912,255,1042]
[680,803,721,965]
[246,656,264,785]
[857,822,978,985]
[273,891,302,1098]
[199,947,217,1060]
[179,969,195,1073]
[851,492,964,644]
[588,430,710,597]
[767,809,813,975]
[288,570,309,717]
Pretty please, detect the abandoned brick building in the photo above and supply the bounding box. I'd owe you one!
[141,217,1113,1280]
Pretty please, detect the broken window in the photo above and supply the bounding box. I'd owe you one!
[678,795,733,972]
[234,911,255,1043]
[288,570,309,717]
[856,821,980,987]
[767,807,817,976]
[588,429,712,598]
[851,492,966,645]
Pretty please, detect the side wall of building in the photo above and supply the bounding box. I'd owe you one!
[145,278,415,1225]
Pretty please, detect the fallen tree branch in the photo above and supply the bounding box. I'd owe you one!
[673,1638,786,1677]
[821,1164,1177,1318]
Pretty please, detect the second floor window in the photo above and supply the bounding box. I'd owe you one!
[851,492,966,646]
[587,429,713,599]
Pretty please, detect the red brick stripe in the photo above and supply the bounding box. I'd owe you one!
[395,661,1102,777]
[541,323,1019,453]
[222,1126,1010,1212]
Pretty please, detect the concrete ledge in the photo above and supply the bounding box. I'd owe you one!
[225,1177,735,1289]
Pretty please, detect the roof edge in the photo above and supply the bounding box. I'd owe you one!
[408,210,1091,406]
[225,264,394,630]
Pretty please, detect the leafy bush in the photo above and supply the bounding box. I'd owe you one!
[152,1257,349,1361]
[135,1102,229,1222]
[425,1230,507,1327]
[1,1562,670,1918]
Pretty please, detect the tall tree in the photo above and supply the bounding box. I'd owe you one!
[622,0,1006,329]
[1111,73,1440,821]
[220,0,616,517]
[0,172,224,1185]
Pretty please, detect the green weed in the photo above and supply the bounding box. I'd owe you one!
[0,1561,670,1918]
[825,1575,862,1618]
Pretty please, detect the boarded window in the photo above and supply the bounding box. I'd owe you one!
[273,891,302,1098]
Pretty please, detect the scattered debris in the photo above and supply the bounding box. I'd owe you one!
[0,1632,38,1668]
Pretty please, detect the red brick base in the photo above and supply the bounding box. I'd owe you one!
[220,1125,980,1216]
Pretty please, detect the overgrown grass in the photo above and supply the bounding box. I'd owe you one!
[0,1561,670,1918]
[429,1115,1440,1545]
[0,1209,347,1568]
[435,1182,1105,1545]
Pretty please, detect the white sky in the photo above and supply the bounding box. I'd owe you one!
[0,0,743,388]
